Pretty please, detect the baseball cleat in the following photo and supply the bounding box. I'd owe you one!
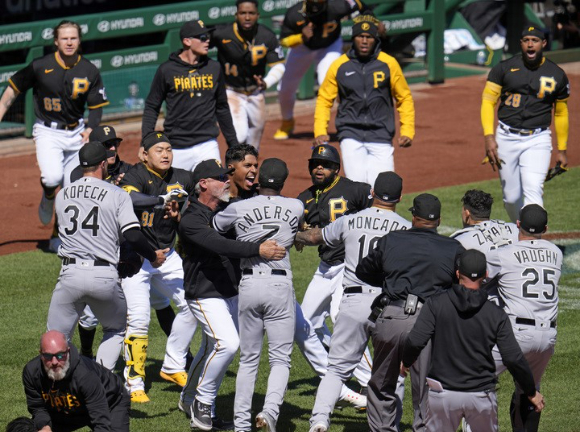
[273,119,294,140]
[130,390,150,403]
[336,388,367,411]
[309,422,328,432]
[191,398,213,431]
[255,411,276,432]
[160,370,188,387]
[38,193,55,225]
[178,397,191,417]
[211,417,234,431]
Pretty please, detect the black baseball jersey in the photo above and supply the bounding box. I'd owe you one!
[212,23,285,90]
[120,163,196,250]
[487,55,570,129]
[281,0,364,50]
[297,175,372,263]
[9,53,108,125]
[70,156,132,184]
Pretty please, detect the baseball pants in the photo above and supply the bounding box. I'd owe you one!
[302,262,372,386]
[369,303,431,432]
[46,261,127,371]
[122,250,197,391]
[495,124,552,222]
[181,296,239,410]
[226,89,266,149]
[171,140,221,172]
[33,122,84,189]
[234,270,296,432]
[427,388,498,432]
[278,38,343,121]
[340,139,395,186]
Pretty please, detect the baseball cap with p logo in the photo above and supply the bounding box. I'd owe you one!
[521,26,545,40]
[180,20,215,39]
[90,125,123,145]
[142,131,170,151]
[352,14,380,38]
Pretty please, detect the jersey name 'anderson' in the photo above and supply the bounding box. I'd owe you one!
[236,205,300,233]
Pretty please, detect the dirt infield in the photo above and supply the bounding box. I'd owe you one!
[1,68,579,255]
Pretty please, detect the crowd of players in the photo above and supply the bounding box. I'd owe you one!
[0,0,568,431]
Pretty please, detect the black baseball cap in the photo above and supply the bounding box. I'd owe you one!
[259,158,289,190]
[409,193,441,221]
[352,14,380,39]
[519,204,548,234]
[89,125,122,145]
[522,26,546,40]
[79,141,108,167]
[457,249,487,280]
[309,144,341,166]
[142,131,170,151]
[374,171,402,202]
[180,20,215,39]
[192,159,234,183]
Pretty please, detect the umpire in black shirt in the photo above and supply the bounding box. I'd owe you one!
[401,250,545,431]
[356,193,465,432]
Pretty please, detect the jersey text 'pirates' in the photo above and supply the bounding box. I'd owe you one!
[9,53,109,126]
[281,0,364,50]
[212,23,285,91]
[120,163,195,250]
[487,55,570,129]
[298,176,372,264]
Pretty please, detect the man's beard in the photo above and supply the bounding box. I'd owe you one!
[219,191,231,203]
[523,51,543,69]
[45,358,70,381]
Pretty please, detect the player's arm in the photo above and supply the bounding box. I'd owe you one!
[554,98,569,166]
[258,41,286,90]
[22,365,53,430]
[142,67,167,137]
[214,68,239,148]
[385,54,415,147]
[401,299,436,368]
[0,85,18,122]
[280,10,307,48]
[314,57,343,143]
[78,378,112,432]
[481,77,502,168]
[295,227,324,246]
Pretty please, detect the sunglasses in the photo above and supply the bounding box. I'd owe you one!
[309,160,338,170]
[210,174,229,182]
[192,34,210,42]
[102,140,119,149]
[41,351,68,361]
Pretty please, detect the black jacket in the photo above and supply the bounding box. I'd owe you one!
[142,50,238,148]
[23,345,128,431]
[179,195,260,300]
[356,227,465,301]
[402,284,537,395]
[70,156,132,184]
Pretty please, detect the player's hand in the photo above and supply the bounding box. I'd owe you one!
[163,200,181,222]
[314,135,330,146]
[302,23,314,41]
[557,149,568,167]
[528,391,545,413]
[484,135,503,171]
[259,240,286,260]
[80,127,92,144]
[294,240,305,253]
[113,173,125,186]
[151,248,169,268]
[398,136,412,148]
[254,75,267,91]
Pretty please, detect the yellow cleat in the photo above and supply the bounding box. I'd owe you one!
[131,390,150,403]
[273,119,295,140]
[160,371,188,387]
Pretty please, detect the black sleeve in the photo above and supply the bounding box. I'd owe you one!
[487,62,505,86]
[87,107,103,130]
[280,8,301,40]
[402,300,436,367]
[22,364,52,430]
[123,227,157,262]
[496,313,537,397]
[142,66,167,138]
[355,240,385,287]
[9,62,35,93]
[77,374,112,432]
[130,192,163,210]
[179,212,260,258]
[215,69,239,148]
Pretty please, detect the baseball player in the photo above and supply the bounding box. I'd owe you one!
[0,20,108,228]
[481,26,570,222]
[297,144,373,386]
[274,0,367,139]
[213,158,304,432]
[119,132,197,403]
[225,144,259,200]
[314,15,415,186]
[46,142,166,371]
[488,204,562,432]
[142,19,238,171]
[212,0,286,149]
[295,171,411,432]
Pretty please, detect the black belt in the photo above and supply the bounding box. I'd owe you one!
[62,257,111,267]
[515,317,556,328]
[43,121,79,130]
[227,85,258,95]
[343,286,379,294]
[242,269,287,276]
[500,124,547,136]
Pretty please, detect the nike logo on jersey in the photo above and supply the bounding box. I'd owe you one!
[345,71,356,76]
[222,39,232,44]
[148,180,153,184]
[45,69,54,74]
[510,68,520,72]
[297,20,305,26]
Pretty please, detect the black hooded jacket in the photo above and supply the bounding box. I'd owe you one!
[402,284,536,395]
[22,345,128,431]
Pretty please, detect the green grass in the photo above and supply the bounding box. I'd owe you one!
[1,170,579,431]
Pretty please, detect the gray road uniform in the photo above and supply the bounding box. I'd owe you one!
[310,207,411,430]
[489,239,562,431]
[47,177,141,371]
[213,194,304,432]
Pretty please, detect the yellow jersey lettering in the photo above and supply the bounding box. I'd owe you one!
[71,78,89,99]
[329,197,347,221]
[322,22,338,39]
[373,71,385,88]
[538,77,556,99]
[251,45,268,66]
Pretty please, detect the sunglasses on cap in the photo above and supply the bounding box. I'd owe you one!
[193,34,210,42]
[41,351,68,361]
